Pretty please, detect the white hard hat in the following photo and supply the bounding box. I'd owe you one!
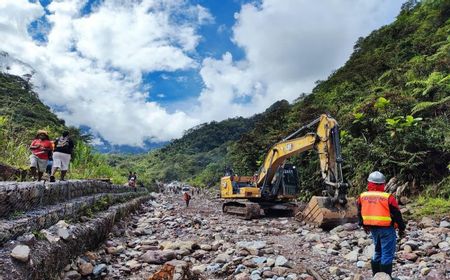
[368,171,386,184]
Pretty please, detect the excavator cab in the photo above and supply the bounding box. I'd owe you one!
[262,164,299,198]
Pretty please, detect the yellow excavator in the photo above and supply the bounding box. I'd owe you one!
[219,114,357,228]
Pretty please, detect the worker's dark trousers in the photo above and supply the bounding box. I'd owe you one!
[185,200,190,207]
[371,226,396,264]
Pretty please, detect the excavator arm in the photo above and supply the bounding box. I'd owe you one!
[256,114,349,206]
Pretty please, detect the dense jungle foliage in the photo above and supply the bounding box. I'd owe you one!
[119,0,450,200]
[0,73,125,183]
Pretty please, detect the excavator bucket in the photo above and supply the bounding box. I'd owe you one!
[297,196,358,229]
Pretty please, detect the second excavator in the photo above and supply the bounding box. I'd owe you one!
[219,114,357,229]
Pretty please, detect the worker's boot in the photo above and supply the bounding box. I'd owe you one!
[380,263,393,276]
[371,260,381,276]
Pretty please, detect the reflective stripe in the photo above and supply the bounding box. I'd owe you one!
[360,191,390,198]
[362,215,392,221]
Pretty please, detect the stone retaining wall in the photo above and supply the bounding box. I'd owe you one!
[0,191,145,244]
[0,180,145,218]
[0,195,151,280]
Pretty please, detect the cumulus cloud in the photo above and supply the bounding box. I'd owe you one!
[196,0,404,121]
[0,0,404,146]
[0,0,208,146]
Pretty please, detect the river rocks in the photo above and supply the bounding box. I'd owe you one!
[214,253,231,263]
[373,272,391,280]
[92,263,107,276]
[161,240,198,251]
[237,240,266,255]
[329,266,342,276]
[429,252,446,262]
[356,260,366,268]
[63,270,81,280]
[275,255,290,267]
[41,229,60,243]
[439,220,450,228]
[192,264,207,274]
[420,217,436,228]
[106,245,125,255]
[437,241,449,249]
[139,250,176,264]
[57,227,70,240]
[79,262,93,276]
[363,244,375,259]
[10,244,30,262]
[125,259,141,270]
[344,250,358,262]
[60,191,449,280]
[272,266,288,275]
[400,252,418,261]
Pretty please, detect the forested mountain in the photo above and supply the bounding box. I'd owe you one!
[0,73,65,131]
[120,0,449,198]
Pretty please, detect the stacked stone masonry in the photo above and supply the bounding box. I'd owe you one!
[0,180,145,218]
[0,180,151,280]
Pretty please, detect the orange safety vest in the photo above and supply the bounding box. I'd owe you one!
[360,191,392,227]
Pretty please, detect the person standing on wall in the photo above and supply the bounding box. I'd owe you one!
[357,171,406,277]
[50,131,74,182]
[29,130,53,181]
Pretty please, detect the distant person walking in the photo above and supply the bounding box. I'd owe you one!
[29,130,53,181]
[50,131,74,182]
[183,192,191,208]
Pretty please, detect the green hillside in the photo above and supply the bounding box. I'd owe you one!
[0,74,66,130]
[230,0,450,197]
[0,73,124,183]
[124,0,449,198]
[107,106,265,186]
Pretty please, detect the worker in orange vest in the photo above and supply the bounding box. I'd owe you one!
[357,171,406,277]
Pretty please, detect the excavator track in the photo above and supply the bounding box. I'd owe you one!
[223,201,261,219]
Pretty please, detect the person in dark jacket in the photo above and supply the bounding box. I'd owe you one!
[183,192,191,208]
[50,131,74,182]
[357,171,406,277]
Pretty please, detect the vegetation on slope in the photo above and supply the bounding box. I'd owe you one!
[229,0,450,197]
[121,0,449,200]
[107,113,261,186]
[0,73,124,183]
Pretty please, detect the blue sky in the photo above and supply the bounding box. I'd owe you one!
[0,0,404,147]
[137,0,248,112]
[31,0,249,112]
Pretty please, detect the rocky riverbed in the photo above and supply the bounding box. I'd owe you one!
[59,192,450,280]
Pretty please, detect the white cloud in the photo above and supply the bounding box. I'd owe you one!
[0,0,404,146]
[0,0,209,146]
[195,0,404,121]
